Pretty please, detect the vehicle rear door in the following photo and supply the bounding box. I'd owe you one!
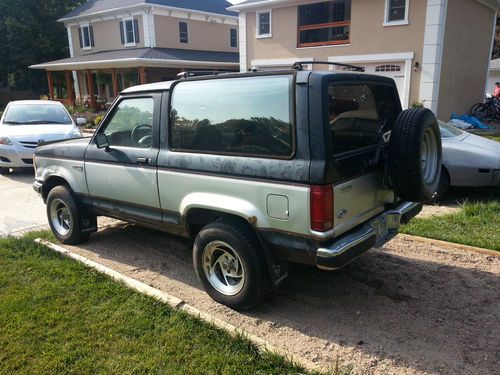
[84,94,162,225]
[327,81,401,236]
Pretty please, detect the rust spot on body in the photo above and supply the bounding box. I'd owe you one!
[248,216,258,226]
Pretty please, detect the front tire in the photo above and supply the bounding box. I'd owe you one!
[46,185,90,244]
[193,220,268,310]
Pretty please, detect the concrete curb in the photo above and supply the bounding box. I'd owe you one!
[398,234,500,257]
[34,238,325,374]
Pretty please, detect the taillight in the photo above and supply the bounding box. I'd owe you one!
[310,185,334,232]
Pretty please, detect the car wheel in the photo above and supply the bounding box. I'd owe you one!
[0,167,9,174]
[193,220,268,310]
[388,108,442,202]
[46,185,90,244]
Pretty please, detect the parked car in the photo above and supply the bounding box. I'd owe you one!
[33,66,442,309]
[435,120,500,200]
[0,100,84,174]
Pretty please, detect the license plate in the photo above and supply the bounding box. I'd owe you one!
[371,216,388,239]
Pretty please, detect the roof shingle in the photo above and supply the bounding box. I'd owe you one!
[61,0,236,20]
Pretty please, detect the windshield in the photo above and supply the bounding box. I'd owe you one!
[3,104,72,125]
[438,120,464,138]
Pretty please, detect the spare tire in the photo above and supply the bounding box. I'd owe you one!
[388,108,442,202]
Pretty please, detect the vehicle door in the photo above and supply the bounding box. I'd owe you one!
[328,82,401,237]
[84,94,162,225]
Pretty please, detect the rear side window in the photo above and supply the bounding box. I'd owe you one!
[169,76,294,158]
[329,83,400,155]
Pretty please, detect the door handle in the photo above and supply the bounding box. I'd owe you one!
[136,157,151,165]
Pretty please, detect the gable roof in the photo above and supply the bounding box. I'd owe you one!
[61,0,236,21]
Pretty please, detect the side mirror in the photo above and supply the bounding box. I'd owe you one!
[95,133,110,151]
[76,118,87,127]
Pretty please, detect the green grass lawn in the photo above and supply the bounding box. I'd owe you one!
[0,233,314,375]
[401,199,500,251]
[485,135,500,142]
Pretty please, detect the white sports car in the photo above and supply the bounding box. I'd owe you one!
[0,100,85,174]
[436,120,500,199]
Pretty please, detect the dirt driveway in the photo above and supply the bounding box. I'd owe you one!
[64,220,499,375]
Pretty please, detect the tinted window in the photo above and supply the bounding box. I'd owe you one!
[328,83,400,182]
[3,104,72,125]
[170,76,293,157]
[101,98,153,148]
[329,83,399,155]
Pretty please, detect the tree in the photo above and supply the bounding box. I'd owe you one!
[0,0,84,93]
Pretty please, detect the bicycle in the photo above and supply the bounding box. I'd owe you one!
[469,95,500,121]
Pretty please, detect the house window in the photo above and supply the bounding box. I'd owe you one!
[256,11,271,38]
[78,24,94,50]
[120,17,140,46]
[297,0,351,48]
[385,0,409,25]
[179,22,189,44]
[230,28,238,48]
[375,65,401,72]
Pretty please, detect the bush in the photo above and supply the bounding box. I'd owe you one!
[94,116,104,127]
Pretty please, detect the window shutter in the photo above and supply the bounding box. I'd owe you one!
[78,27,83,48]
[89,26,95,47]
[119,21,125,45]
[133,18,140,43]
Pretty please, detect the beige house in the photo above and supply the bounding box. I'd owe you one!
[31,0,239,109]
[229,0,499,120]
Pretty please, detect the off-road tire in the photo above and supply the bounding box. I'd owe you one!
[388,108,442,202]
[193,220,268,310]
[46,185,90,244]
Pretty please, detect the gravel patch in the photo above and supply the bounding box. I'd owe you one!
[63,219,500,375]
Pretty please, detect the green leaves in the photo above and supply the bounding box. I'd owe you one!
[0,0,84,91]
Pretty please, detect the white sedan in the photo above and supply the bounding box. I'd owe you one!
[0,100,85,174]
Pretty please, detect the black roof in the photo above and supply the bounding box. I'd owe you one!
[61,0,236,20]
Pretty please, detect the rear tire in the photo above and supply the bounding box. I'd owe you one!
[46,185,91,244]
[193,220,268,310]
[388,108,442,202]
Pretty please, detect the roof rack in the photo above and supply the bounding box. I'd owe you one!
[292,61,365,72]
[176,71,229,79]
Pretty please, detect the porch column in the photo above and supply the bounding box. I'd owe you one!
[47,71,54,100]
[86,70,96,110]
[65,71,75,107]
[112,68,119,97]
[139,67,147,85]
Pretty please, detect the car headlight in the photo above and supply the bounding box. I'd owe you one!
[0,137,13,145]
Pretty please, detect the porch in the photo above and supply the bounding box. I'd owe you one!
[30,47,239,110]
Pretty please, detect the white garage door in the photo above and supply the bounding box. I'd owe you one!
[360,62,405,104]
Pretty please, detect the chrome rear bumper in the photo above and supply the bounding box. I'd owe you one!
[316,202,422,270]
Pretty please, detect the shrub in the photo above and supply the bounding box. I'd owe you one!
[94,116,104,127]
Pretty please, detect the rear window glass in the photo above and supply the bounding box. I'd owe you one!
[328,83,400,155]
[169,75,294,158]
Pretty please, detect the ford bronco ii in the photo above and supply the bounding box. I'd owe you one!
[33,64,442,309]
